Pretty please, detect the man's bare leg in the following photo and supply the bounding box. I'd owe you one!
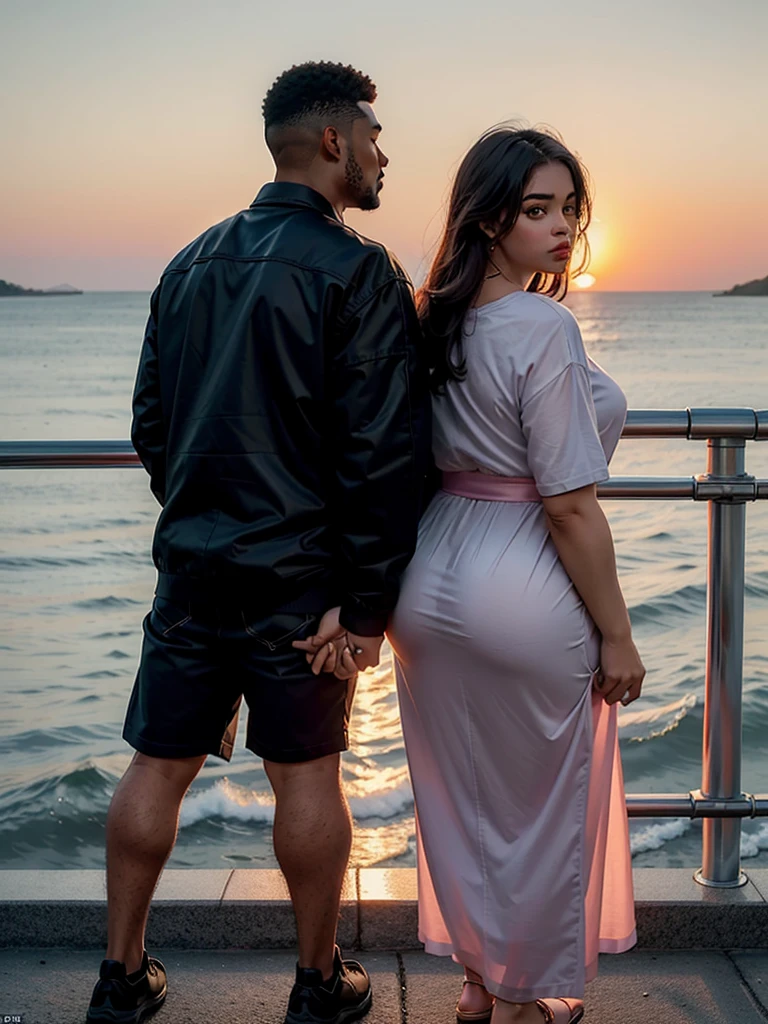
[105,751,206,973]
[265,753,352,981]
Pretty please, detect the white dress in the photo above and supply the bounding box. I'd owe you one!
[389,291,637,1002]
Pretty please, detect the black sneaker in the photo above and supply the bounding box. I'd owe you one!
[86,950,167,1023]
[284,946,372,1024]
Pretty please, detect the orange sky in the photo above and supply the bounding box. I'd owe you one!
[2,1,766,291]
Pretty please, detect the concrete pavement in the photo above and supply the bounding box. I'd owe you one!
[3,948,768,1024]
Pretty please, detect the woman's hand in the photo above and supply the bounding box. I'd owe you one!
[293,606,384,678]
[594,635,645,706]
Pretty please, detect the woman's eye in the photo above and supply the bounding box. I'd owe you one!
[563,204,577,216]
[525,206,545,218]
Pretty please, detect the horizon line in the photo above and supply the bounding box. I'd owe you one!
[25,287,758,295]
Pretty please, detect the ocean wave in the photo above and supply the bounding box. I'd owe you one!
[630,818,691,855]
[629,584,706,626]
[179,776,415,829]
[0,555,92,568]
[72,595,143,610]
[347,779,413,820]
[180,779,275,827]
[0,725,108,755]
[741,824,768,859]
[620,692,698,743]
[627,575,768,628]
[0,759,119,829]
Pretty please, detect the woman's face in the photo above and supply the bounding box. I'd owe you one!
[496,161,578,278]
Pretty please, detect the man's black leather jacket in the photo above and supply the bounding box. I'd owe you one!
[132,182,432,636]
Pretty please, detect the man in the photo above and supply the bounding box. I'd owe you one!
[86,61,431,1024]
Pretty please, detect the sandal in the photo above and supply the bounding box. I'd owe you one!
[535,998,585,1023]
[456,978,494,1023]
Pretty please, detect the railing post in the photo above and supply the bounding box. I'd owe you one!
[695,437,749,887]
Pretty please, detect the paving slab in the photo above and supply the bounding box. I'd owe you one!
[401,951,463,1024]
[401,949,768,1024]
[633,868,765,905]
[586,950,768,1023]
[633,867,768,948]
[155,870,232,902]
[0,870,107,902]
[746,870,768,904]
[0,949,400,1024]
[359,867,418,950]
[727,951,768,1015]
[223,869,356,903]
[6,868,768,950]
[217,869,358,950]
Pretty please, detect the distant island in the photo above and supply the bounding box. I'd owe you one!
[714,274,768,297]
[0,279,83,297]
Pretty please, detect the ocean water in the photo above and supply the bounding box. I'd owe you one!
[1,290,767,872]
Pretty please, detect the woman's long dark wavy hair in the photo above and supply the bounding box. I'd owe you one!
[418,125,593,392]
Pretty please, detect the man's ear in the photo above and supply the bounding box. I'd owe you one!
[321,125,343,162]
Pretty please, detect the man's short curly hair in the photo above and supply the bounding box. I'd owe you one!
[263,61,377,131]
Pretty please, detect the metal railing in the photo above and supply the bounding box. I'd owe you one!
[2,407,768,888]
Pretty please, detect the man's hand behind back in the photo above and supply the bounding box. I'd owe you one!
[293,606,383,679]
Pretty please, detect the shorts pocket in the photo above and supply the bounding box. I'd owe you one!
[241,612,316,650]
[152,596,192,637]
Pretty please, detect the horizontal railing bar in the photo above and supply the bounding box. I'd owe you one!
[602,478,694,499]
[623,410,692,437]
[0,439,139,469]
[626,792,768,819]
[6,449,768,502]
[0,409,767,470]
[624,408,768,439]
[602,478,768,501]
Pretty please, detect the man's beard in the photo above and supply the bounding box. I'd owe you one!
[345,150,380,211]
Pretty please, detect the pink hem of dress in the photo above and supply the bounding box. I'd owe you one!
[422,929,637,998]
[413,690,636,999]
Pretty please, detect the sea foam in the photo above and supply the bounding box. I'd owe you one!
[179,775,414,829]
[630,818,691,855]
[741,824,768,859]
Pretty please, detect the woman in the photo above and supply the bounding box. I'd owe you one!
[388,127,644,1024]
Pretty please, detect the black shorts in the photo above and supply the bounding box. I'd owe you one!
[123,593,355,764]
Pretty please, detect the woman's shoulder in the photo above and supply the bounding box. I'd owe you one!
[499,292,586,369]
[514,291,580,335]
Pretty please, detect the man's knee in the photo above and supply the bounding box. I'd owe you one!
[127,751,207,791]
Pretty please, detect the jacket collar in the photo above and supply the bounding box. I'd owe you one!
[250,182,341,222]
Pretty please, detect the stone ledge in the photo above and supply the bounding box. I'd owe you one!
[2,867,767,950]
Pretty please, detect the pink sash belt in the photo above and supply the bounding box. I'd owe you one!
[441,471,541,503]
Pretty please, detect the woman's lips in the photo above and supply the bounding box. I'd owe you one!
[550,245,571,259]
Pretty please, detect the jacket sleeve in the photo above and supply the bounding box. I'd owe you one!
[332,270,432,637]
[131,285,166,506]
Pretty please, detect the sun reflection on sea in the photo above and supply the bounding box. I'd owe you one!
[344,643,415,865]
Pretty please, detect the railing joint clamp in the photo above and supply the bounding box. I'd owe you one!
[693,474,757,503]
[689,789,702,818]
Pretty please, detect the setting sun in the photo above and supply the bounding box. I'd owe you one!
[574,273,597,289]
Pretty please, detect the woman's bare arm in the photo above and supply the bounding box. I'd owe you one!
[542,483,645,705]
